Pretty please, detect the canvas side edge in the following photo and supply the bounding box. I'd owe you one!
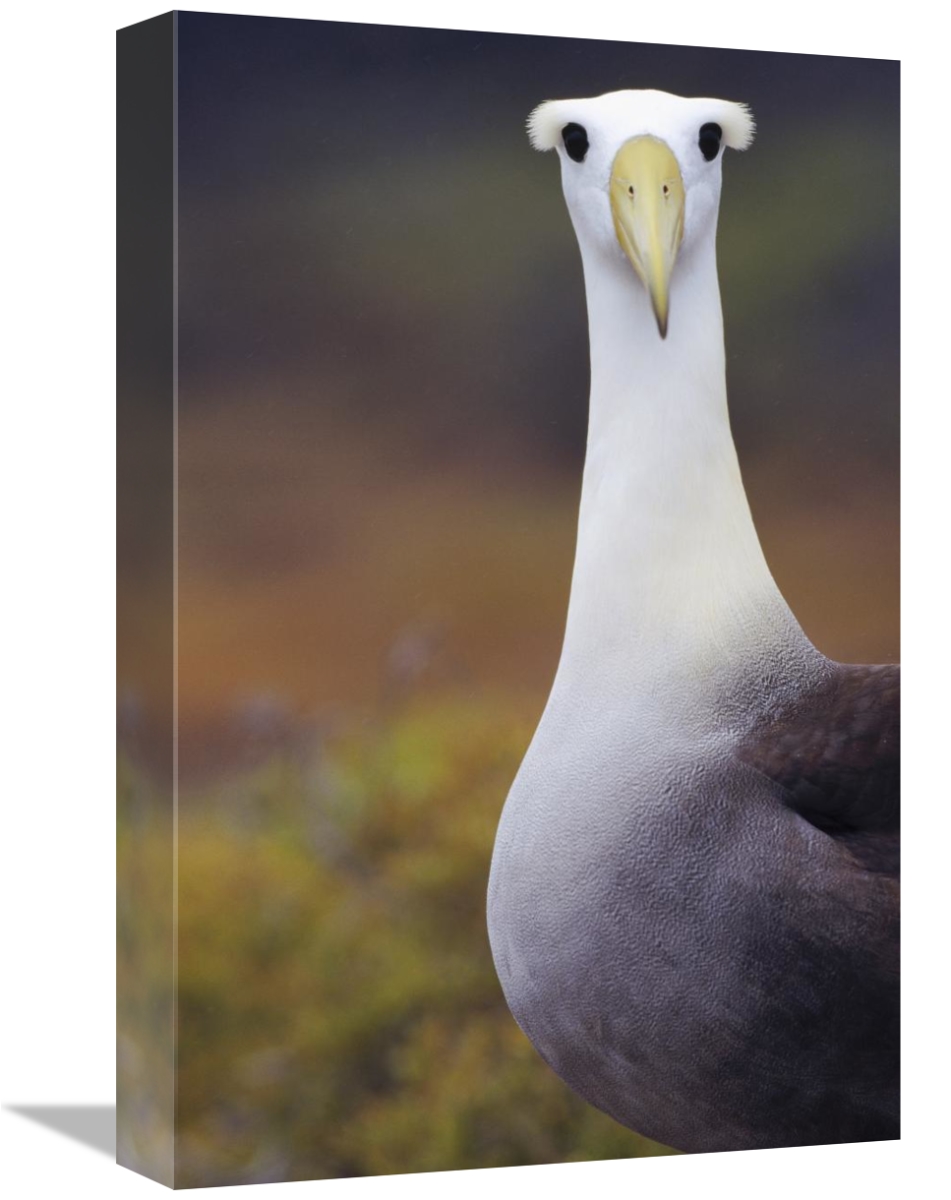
[116,11,176,1189]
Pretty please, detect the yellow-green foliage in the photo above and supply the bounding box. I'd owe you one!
[164,695,674,1186]
[116,758,175,1182]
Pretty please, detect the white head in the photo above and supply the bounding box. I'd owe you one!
[528,89,754,337]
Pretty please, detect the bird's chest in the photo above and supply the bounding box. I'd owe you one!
[491,694,819,1023]
[487,715,749,1006]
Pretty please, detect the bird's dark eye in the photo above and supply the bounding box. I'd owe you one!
[699,122,722,162]
[562,123,589,163]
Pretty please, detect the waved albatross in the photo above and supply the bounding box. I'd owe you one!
[486,89,899,1153]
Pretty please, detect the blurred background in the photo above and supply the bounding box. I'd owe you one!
[119,12,898,1187]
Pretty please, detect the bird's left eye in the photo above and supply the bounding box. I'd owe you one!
[698,123,722,162]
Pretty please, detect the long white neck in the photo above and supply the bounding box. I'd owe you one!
[555,232,819,712]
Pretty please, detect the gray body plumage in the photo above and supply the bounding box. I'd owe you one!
[488,641,899,1151]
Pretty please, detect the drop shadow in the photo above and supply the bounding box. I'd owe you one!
[5,1105,116,1157]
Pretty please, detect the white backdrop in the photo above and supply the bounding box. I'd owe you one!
[1,1,942,1197]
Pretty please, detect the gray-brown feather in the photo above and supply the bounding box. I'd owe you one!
[736,663,899,875]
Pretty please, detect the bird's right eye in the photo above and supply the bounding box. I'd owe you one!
[562,123,589,163]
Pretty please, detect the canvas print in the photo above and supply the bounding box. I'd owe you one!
[117,11,899,1188]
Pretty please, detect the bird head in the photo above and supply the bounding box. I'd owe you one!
[528,89,754,338]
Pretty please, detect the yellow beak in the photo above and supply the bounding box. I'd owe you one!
[609,136,685,338]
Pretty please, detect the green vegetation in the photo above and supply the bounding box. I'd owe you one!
[116,759,174,1183]
[120,695,674,1187]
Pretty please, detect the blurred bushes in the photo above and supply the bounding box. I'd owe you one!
[117,758,174,1183]
[137,693,676,1186]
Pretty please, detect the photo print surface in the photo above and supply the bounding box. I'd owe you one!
[118,11,899,1188]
